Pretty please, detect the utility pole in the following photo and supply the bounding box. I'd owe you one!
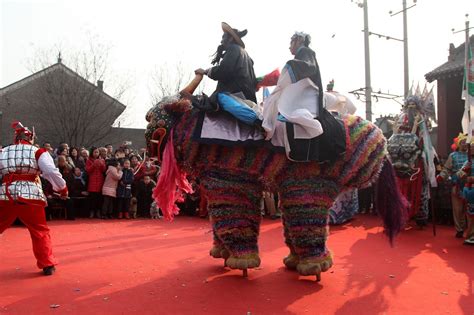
[402,0,409,97]
[363,0,372,121]
[390,0,417,98]
[353,0,411,120]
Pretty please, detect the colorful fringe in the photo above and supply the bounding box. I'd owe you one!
[280,178,339,260]
[201,171,261,257]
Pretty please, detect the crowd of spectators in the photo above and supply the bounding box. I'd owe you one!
[39,141,161,220]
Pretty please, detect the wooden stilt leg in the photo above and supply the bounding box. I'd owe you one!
[316,273,321,282]
[242,269,248,278]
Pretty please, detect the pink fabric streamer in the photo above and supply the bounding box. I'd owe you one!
[152,129,193,221]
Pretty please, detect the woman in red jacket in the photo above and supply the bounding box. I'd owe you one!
[85,146,106,218]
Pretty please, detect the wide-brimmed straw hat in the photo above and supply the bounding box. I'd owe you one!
[221,22,247,48]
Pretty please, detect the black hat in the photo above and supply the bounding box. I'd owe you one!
[221,22,247,48]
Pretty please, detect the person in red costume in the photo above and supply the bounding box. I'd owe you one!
[0,121,68,276]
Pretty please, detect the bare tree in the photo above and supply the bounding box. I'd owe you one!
[149,61,206,105]
[22,36,131,147]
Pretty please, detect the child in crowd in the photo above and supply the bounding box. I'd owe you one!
[101,159,123,219]
[116,158,134,219]
[136,175,156,217]
[85,147,106,218]
[67,167,89,218]
[129,154,141,175]
[114,148,126,164]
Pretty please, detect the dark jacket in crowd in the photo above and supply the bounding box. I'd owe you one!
[136,180,156,215]
[67,174,88,198]
[71,156,86,171]
[117,168,134,199]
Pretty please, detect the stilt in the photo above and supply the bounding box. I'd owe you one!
[242,269,248,278]
[316,273,321,282]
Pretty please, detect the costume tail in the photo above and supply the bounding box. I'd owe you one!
[375,158,409,245]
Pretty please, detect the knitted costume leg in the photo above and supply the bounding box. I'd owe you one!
[279,179,338,276]
[202,172,262,270]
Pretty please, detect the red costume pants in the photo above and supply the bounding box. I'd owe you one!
[0,203,57,269]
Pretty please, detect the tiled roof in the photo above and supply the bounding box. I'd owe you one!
[0,62,126,111]
[425,35,474,82]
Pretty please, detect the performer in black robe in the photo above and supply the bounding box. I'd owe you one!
[195,22,257,107]
[284,32,346,162]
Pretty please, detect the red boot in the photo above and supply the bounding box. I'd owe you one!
[124,212,130,219]
[118,212,123,219]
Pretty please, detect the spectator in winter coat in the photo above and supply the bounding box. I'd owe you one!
[116,159,134,219]
[66,167,89,219]
[136,175,156,217]
[85,147,106,218]
[99,147,108,160]
[112,148,126,166]
[57,155,73,180]
[55,144,73,168]
[70,147,85,171]
[80,149,89,161]
[129,154,141,172]
[101,159,123,219]
[105,144,114,159]
[68,167,88,197]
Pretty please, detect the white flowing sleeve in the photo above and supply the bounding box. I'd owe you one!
[262,67,292,140]
[37,150,68,194]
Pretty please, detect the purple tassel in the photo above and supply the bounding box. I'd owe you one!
[374,159,409,245]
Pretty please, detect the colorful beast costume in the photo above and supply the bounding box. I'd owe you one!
[0,122,68,274]
[145,87,408,281]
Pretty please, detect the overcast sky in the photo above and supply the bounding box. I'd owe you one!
[1,0,473,128]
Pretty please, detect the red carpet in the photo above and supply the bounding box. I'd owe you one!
[1,215,473,315]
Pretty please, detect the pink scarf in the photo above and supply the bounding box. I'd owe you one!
[152,129,193,221]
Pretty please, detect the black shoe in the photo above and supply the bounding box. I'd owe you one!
[43,266,56,276]
[455,231,464,238]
